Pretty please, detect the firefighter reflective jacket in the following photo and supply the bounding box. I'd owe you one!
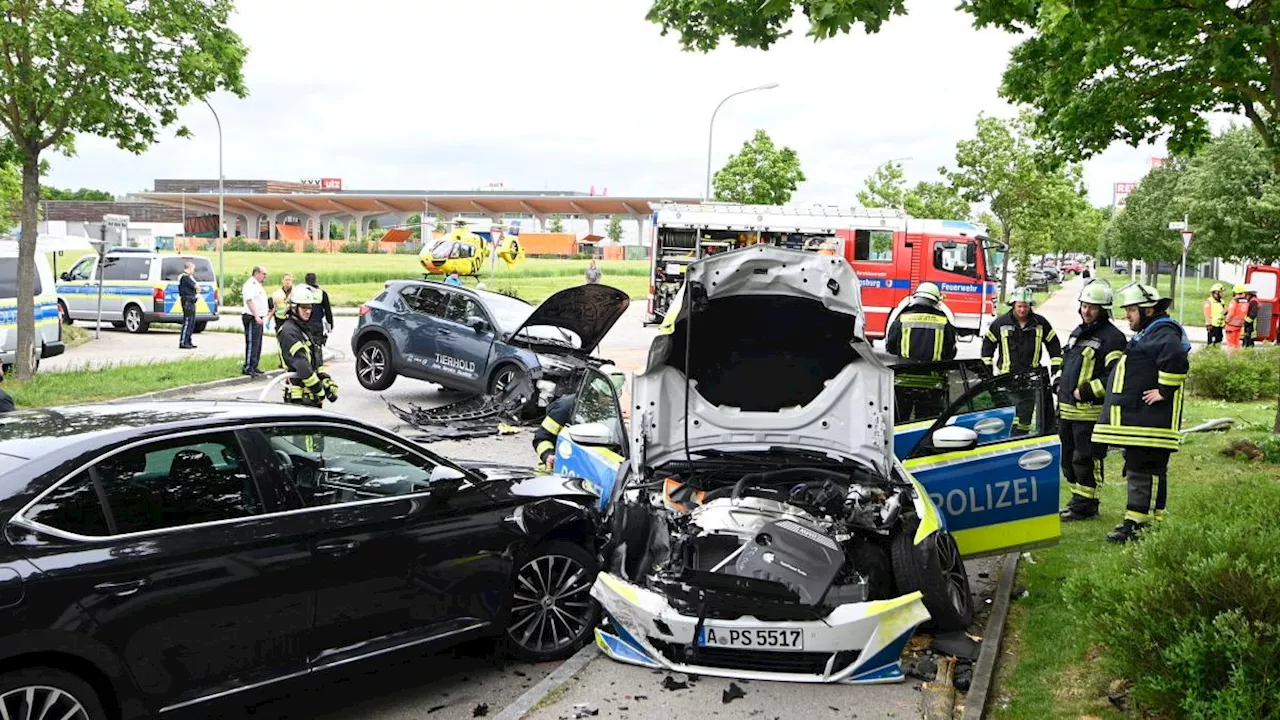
[885,303,957,362]
[1057,317,1127,422]
[1203,295,1226,327]
[1226,297,1250,328]
[277,317,323,393]
[981,311,1063,374]
[1092,314,1191,452]
[533,393,575,463]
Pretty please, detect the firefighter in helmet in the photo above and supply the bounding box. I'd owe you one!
[1242,284,1261,348]
[886,282,957,421]
[981,287,1063,434]
[1224,283,1250,349]
[1057,279,1127,521]
[1202,282,1227,347]
[1092,283,1190,543]
[532,365,626,473]
[277,285,338,407]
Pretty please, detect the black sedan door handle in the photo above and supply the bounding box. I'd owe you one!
[316,540,359,555]
[94,579,147,596]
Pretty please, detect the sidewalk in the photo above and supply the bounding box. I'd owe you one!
[1036,276,1210,344]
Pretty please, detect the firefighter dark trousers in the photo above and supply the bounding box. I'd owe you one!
[1122,446,1169,526]
[1061,419,1105,512]
[1206,326,1224,346]
[898,387,946,422]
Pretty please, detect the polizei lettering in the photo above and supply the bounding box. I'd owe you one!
[929,477,1040,516]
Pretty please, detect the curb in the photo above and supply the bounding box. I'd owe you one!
[961,551,1020,720]
[494,644,600,720]
[121,369,288,402]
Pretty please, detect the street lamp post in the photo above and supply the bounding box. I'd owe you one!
[203,98,225,293]
[705,82,779,200]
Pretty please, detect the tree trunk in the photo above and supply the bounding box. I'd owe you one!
[998,224,1012,305]
[15,151,40,381]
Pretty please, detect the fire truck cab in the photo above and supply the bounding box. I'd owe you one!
[647,203,1004,339]
[1244,264,1279,342]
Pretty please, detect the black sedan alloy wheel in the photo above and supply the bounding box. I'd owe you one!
[506,542,599,662]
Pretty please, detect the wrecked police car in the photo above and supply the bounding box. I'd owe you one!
[550,246,1061,684]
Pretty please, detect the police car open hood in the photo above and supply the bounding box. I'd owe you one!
[510,283,630,355]
[631,246,894,476]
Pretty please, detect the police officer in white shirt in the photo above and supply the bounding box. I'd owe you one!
[241,266,270,377]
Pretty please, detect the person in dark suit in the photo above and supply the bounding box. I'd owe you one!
[178,261,199,349]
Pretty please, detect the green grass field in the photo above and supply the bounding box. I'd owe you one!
[10,355,282,407]
[46,251,652,306]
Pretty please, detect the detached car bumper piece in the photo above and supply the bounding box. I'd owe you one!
[590,573,930,684]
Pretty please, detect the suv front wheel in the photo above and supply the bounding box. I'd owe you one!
[123,304,150,334]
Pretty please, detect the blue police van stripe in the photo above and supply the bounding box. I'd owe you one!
[0,302,59,325]
[553,436,623,510]
[905,438,1059,534]
[857,278,997,295]
[56,284,153,297]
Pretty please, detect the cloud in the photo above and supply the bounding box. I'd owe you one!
[43,0,1180,208]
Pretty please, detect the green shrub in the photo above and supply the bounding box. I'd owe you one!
[1063,477,1280,719]
[340,241,370,254]
[224,237,263,252]
[221,272,248,305]
[265,240,293,253]
[302,242,320,253]
[1186,346,1280,401]
[394,242,419,255]
[496,284,522,299]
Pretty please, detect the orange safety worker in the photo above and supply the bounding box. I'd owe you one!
[1224,284,1251,349]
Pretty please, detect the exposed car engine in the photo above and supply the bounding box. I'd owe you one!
[609,463,914,621]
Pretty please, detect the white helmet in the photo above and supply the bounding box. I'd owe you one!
[290,285,322,306]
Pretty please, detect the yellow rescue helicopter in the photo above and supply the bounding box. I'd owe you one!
[419,218,526,277]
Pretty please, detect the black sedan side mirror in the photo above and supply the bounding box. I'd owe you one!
[60,271,71,281]
[466,316,489,333]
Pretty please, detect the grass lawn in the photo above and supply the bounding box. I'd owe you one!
[9,355,281,408]
[1097,268,1227,325]
[990,397,1278,719]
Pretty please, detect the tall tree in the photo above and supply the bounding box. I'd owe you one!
[904,181,970,220]
[0,1,246,380]
[1106,162,1189,291]
[857,162,906,208]
[943,112,1071,302]
[605,215,624,243]
[644,0,1280,172]
[1179,127,1280,264]
[713,129,806,205]
[547,213,565,233]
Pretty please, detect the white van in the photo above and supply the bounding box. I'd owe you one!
[0,244,65,373]
[56,250,220,333]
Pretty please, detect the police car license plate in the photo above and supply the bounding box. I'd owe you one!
[698,626,803,651]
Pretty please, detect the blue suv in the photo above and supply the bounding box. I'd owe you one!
[352,281,630,409]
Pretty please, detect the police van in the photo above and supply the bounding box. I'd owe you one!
[0,244,65,373]
[56,250,220,333]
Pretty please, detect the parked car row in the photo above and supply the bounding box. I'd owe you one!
[0,247,1062,717]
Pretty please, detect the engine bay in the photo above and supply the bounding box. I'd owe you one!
[608,459,916,620]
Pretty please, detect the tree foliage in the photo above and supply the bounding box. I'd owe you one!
[547,213,565,233]
[433,212,448,234]
[41,186,113,201]
[904,181,970,221]
[1106,162,1189,276]
[0,0,247,380]
[1179,127,1280,264]
[857,161,906,208]
[713,129,806,205]
[644,0,1280,172]
[606,215,624,243]
[0,162,20,232]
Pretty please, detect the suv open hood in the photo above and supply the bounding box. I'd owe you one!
[631,246,893,476]
[511,283,630,355]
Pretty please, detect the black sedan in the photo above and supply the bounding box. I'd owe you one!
[0,402,600,720]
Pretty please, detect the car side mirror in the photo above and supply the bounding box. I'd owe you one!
[932,425,978,451]
[430,465,466,483]
[564,422,616,447]
[60,272,70,281]
[466,316,488,333]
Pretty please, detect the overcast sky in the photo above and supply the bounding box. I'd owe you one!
[45,0,1176,208]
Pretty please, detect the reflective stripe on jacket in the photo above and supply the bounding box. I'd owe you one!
[981,311,1063,374]
[885,303,957,362]
[1058,318,1127,422]
[532,393,575,461]
[277,317,322,389]
[1203,295,1226,327]
[1226,297,1250,328]
[1092,315,1191,451]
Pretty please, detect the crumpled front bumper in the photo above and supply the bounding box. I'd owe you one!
[590,573,931,684]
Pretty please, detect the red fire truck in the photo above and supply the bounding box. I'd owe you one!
[646,203,1005,338]
[1244,264,1279,342]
